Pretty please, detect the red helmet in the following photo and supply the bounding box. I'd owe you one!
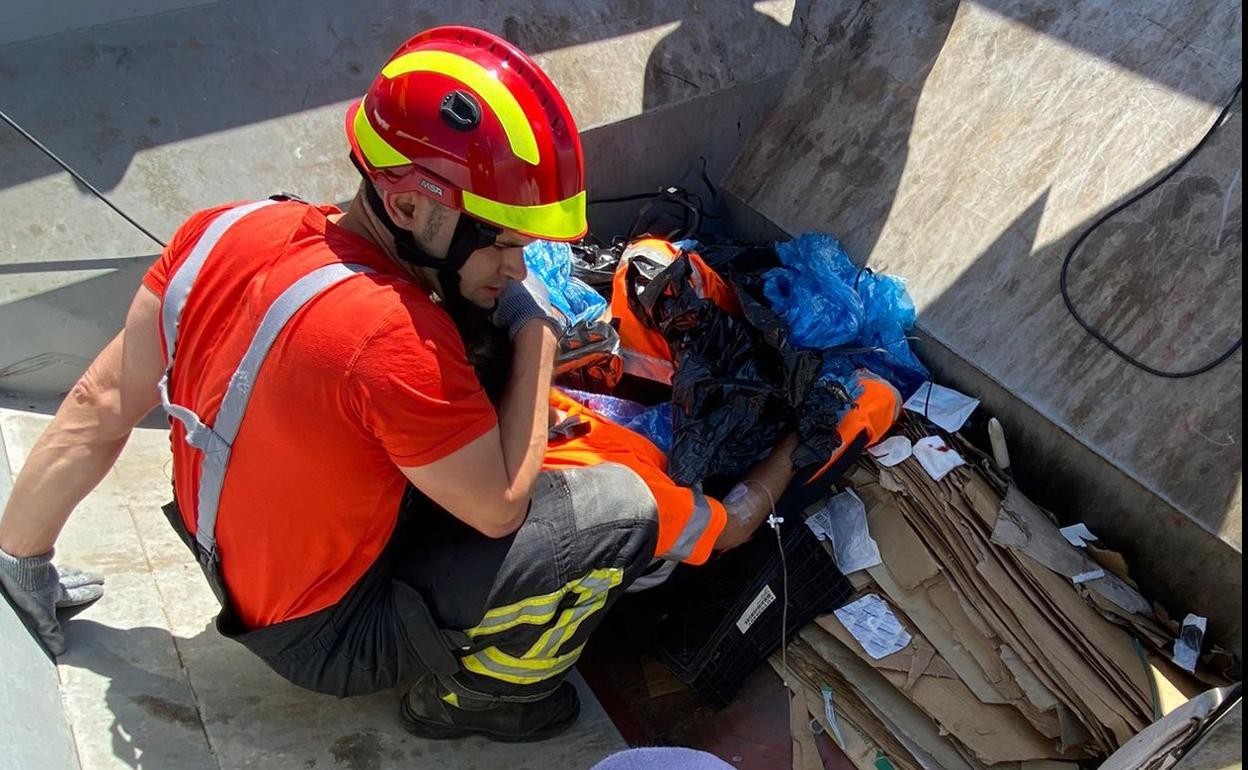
[346,26,587,242]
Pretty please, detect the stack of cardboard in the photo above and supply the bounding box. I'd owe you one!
[773,417,1210,770]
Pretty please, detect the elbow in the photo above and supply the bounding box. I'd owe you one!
[64,372,128,439]
[477,498,529,539]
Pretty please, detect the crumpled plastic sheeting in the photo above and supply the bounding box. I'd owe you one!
[524,240,609,326]
[558,390,673,453]
[768,234,929,396]
[635,255,852,485]
[623,402,674,453]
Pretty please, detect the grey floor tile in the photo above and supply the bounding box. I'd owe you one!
[2,410,626,769]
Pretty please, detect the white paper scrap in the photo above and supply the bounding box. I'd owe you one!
[1059,523,1098,548]
[1173,613,1207,673]
[833,593,911,660]
[823,490,882,574]
[904,382,981,433]
[1071,568,1106,584]
[867,435,913,467]
[804,508,833,541]
[912,436,966,482]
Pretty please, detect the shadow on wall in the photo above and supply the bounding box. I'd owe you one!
[724,0,1241,649]
[730,0,962,262]
[640,1,806,113]
[0,0,703,194]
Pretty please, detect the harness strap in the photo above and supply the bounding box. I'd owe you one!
[157,200,374,562]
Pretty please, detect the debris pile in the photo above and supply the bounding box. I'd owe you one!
[773,417,1225,769]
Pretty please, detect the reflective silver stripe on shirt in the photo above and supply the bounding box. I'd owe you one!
[156,200,374,559]
[191,262,374,555]
[161,199,278,364]
[657,488,715,562]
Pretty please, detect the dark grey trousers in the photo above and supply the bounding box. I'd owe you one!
[192,463,658,700]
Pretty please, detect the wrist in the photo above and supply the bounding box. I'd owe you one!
[513,318,559,346]
[0,546,55,590]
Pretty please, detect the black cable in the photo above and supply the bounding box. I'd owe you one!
[1,108,167,248]
[1059,81,1241,378]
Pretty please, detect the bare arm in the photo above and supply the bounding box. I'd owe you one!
[0,287,166,557]
[714,433,800,551]
[400,321,557,538]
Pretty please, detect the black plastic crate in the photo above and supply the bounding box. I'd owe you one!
[621,492,853,708]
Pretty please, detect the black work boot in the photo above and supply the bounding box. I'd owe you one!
[399,673,581,742]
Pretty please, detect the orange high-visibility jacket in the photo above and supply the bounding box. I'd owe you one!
[543,389,727,565]
[610,239,741,385]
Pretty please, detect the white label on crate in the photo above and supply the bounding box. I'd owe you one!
[736,585,777,634]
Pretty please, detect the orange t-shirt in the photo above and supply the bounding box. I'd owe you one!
[143,201,496,629]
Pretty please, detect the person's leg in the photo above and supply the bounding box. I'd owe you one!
[394,462,658,737]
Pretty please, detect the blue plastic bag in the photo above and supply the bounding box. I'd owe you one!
[766,234,864,349]
[763,233,928,395]
[623,402,674,454]
[523,241,608,326]
[559,389,673,453]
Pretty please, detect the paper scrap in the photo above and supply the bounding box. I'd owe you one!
[833,593,912,660]
[1071,569,1105,584]
[804,507,833,541]
[867,435,913,467]
[821,686,847,750]
[823,490,883,574]
[912,436,966,482]
[1173,613,1207,673]
[1059,523,1098,548]
[904,382,980,433]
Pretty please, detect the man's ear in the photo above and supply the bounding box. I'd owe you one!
[383,191,421,230]
[384,191,457,257]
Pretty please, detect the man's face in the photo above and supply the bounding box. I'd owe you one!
[457,230,535,308]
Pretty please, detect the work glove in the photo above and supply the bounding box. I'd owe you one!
[0,546,104,656]
[492,271,566,340]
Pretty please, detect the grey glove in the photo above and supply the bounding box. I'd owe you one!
[491,271,565,340]
[0,547,104,656]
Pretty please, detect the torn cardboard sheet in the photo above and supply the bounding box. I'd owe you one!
[912,436,966,481]
[823,490,883,574]
[992,486,1153,618]
[834,593,912,659]
[1173,614,1207,673]
[868,436,913,467]
[1059,523,1097,548]
[904,382,980,433]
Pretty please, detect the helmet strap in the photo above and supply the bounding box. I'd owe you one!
[351,155,500,305]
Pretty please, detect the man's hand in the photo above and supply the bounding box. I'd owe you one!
[0,547,104,655]
[492,272,566,339]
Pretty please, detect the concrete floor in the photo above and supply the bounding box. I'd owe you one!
[0,405,627,770]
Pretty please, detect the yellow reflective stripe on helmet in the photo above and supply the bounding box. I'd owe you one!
[382,50,540,166]
[353,99,411,169]
[463,189,587,241]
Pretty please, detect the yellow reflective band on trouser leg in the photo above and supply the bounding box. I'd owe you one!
[381,50,540,166]
[526,571,622,658]
[461,643,586,686]
[462,189,587,241]
[465,581,578,641]
[459,568,623,686]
